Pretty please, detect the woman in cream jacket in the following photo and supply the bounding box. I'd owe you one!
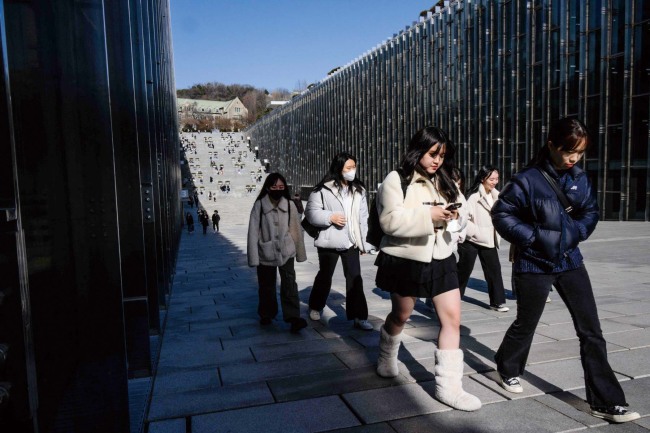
[374,126,481,412]
[247,173,307,333]
[457,166,508,312]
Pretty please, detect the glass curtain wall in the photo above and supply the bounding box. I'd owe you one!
[245,0,650,221]
[0,0,180,432]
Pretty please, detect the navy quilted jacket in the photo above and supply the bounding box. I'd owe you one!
[491,159,599,273]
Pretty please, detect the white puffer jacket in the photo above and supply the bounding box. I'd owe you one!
[465,184,501,249]
[304,181,371,252]
[378,171,467,262]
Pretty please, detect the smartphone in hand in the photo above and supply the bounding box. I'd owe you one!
[445,202,462,211]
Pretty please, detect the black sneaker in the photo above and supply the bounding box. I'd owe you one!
[590,406,640,423]
[499,376,523,393]
[289,317,307,333]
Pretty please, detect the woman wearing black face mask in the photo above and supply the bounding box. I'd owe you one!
[247,173,308,333]
[304,152,373,330]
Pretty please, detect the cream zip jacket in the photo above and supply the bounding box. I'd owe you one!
[377,171,467,262]
[464,184,501,248]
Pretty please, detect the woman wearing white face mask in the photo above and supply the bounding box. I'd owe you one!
[304,152,373,330]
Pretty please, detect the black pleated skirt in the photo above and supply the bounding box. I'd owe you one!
[374,251,459,298]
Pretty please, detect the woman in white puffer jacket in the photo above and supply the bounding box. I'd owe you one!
[304,152,373,330]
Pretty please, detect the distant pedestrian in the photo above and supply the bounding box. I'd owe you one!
[212,210,220,232]
[185,212,194,233]
[200,211,209,234]
[188,195,194,208]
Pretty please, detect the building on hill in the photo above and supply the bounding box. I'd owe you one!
[177,97,248,131]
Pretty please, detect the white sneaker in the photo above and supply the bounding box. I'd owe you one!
[546,296,551,303]
[490,304,510,312]
[309,309,320,321]
[354,318,373,330]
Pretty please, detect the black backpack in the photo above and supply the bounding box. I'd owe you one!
[366,172,409,248]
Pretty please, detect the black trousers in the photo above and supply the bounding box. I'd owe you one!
[256,258,300,321]
[495,265,627,408]
[308,247,368,320]
[457,241,506,305]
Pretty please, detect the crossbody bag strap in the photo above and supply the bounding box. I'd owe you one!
[537,168,573,214]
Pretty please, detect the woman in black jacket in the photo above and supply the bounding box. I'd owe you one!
[491,117,639,423]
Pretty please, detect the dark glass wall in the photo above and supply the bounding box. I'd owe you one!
[0,0,180,432]
[245,0,650,221]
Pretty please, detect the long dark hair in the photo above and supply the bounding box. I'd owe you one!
[314,151,365,195]
[255,172,291,201]
[399,126,458,202]
[465,165,499,197]
[528,117,592,167]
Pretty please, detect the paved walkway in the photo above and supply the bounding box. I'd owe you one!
[146,132,650,433]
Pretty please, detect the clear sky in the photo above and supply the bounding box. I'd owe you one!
[170,0,429,92]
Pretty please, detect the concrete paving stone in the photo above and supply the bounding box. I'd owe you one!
[402,324,442,341]
[319,423,397,433]
[608,313,650,329]
[534,319,643,341]
[462,319,523,336]
[267,365,413,402]
[157,345,253,371]
[461,331,555,351]
[251,336,364,362]
[635,416,650,430]
[525,357,627,393]
[341,381,448,423]
[190,396,361,433]
[333,347,378,369]
[153,365,220,395]
[532,392,609,428]
[147,382,273,421]
[220,326,324,349]
[147,418,186,433]
[569,376,650,419]
[526,338,628,364]
[608,347,650,378]
[606,328,650,349]
[472,370,549,400]
[389,397,587,433]
[537,308,576,325]
[220,353,347,386]
[597,301,650,316]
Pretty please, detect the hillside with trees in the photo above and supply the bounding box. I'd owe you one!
[176,82,295,126]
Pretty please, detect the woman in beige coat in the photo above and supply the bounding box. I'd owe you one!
[374,126,481,412]
[247,173,308,333]
[457,166,509,312]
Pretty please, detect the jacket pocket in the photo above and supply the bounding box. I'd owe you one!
[258,239,277,261]
[281,233,297,258]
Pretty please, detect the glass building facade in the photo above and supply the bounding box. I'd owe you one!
[1,0,180,432]
[246,0,650,221]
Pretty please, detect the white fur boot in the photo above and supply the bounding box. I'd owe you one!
[434,349,482,411]
[376,325,401,378]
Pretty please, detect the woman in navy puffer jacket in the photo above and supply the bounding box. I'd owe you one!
[491,117,639,423]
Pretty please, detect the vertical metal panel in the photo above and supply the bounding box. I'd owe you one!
[245,0,648,221]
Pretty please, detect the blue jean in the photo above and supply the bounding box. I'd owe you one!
[308,247,368,320]
[495,265,627,408]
